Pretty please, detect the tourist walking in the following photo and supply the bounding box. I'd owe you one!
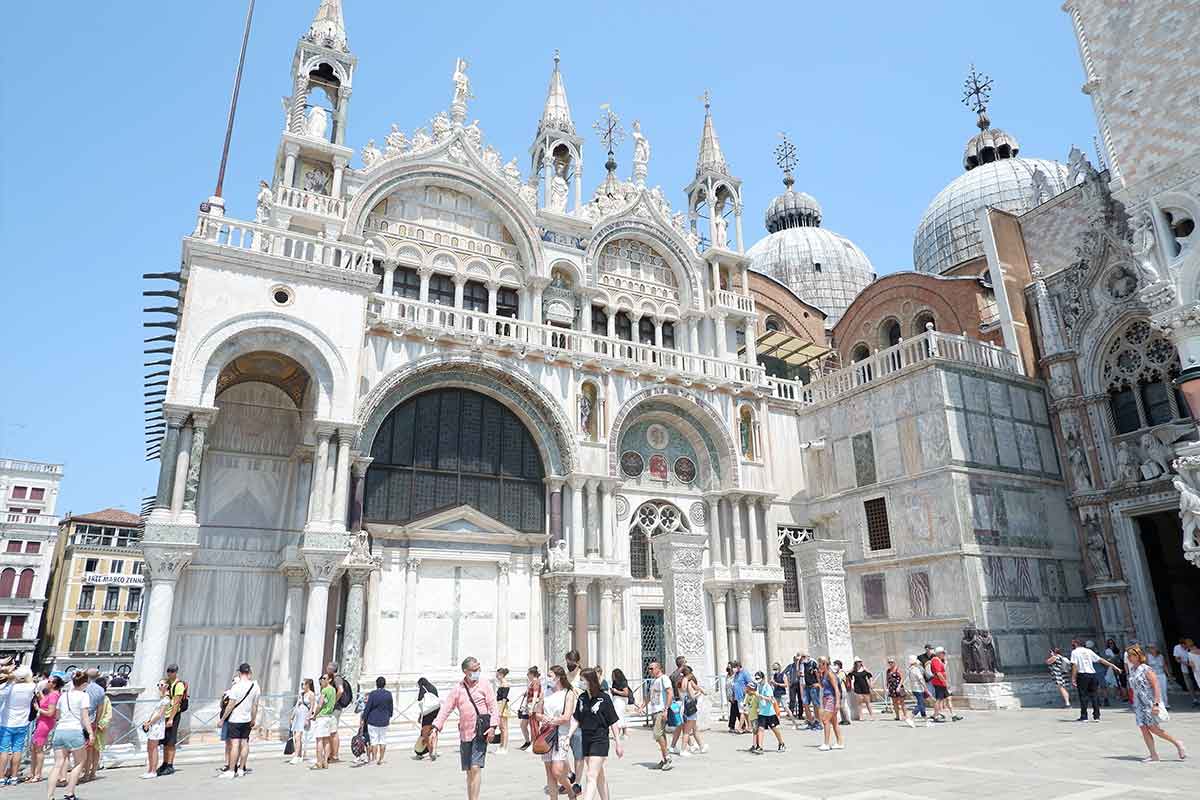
[1103,638,1123,706]
[360,676,393,766]
[89,676,112,776]
[1070,639,1121,722]
[847,659,874,720]
[157,664,187,777]
[518,667,542,750]
[46,670,92,800]
[1145,645,1170,709]
[289,678,314,764]
[310,673,336,769]
[800,654,820,730]
[1188,641,1200,707]
[608,668,631,740]
[430,656,498,800]
[928,646,962,722]
[816,658,844,751]
[413,677,441,761]
[832,660,852,725]
[494,668,511,754]
[885,658,914,727]
[677,665,708,755]
[0,666,36,784]
[1126,645,1186,762]
[139,680,171,779]
[569,667,623,800]
[29,675,63,784]
[1045,648,1072,708]
[782,654,803,721]
[905,656,931,725]
[538,665,578,799]
[749,673,785,754]
[219,662,260,779]
[633,661,673,771]
[769,662,788,720]
[728,661,749,734]
[80,669,105,783]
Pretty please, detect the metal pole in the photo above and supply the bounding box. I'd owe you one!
[212,0,256,201]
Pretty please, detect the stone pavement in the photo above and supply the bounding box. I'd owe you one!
[18,706,1198,799]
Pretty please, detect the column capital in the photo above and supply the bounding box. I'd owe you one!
[544,475,566,491]
[303,550,344,584]
[143,547,194,582]
[336,422,362,441]
[708,586,729,603]
[187,406,220,430]
[314,420,340,439]
[574,577,592,594]
[282,563,308,586]
[451,272,469,286]
[498,561,512,579]
[332,155,348,169]
[284,141,301,157]
[405,556,422,572]
[566,474,589,491]
[598,578,615,599]
[793,539,847,577]
[733,584,754,601]
[417,265,435,278]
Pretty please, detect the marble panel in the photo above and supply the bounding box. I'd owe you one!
[869,384,893,427]
[874,422,902,481]
[1026,633,1051,662]
[852,432,877,486]
[988,381,1012,418]
[1015,423,1042,472]
[1030,390,1049,425]
[891,378,916,418]
[1036,427,1060,476]
[966,412,998,465]
[1010,385,1032,421]
[943,409,970,462]
[1002,490,1046,542]
[994,418,1021,468]
[834,437,856,491]
[996,634,1028,668]
[919,410,952,467]
[1006,602,1038,628]
[897,416,922,475]
[962,375,988,413]
[941,371,964,408]
[971,490,995,531]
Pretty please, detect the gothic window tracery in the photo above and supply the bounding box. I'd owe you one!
[1101,319,1188,435]
[629,501,687,579]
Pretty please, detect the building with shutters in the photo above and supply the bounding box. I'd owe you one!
[0,458,63,663]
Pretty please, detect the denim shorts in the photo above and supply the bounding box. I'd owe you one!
[52,729,86,751]
[0,725,28,753]
[804,686,821,706]
[459,738,487,771]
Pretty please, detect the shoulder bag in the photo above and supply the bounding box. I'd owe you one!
[464,684,491,742]
[531,712,557,755]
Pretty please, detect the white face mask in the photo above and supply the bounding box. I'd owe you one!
[468,671,481,682]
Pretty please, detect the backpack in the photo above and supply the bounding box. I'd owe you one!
[335,679,354,710]
[177,680,190,713]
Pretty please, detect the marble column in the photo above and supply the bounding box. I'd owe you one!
[764,586,783,667]
[573,578,591,665]
[764,501,780,567]
[283,143,300,186]
[747,496,762,566]
[496,563,512,667]
[349,457,371,532]
[331,156,347,197]
[529,560,544,668]
[341,566,371,682]
[381,263,396,296]
[714,314,728,360]
[362,569,382,674]
[569,477,586,559]
[300,553,341,683]
[733,585,754,666]
[323,442,337,524]
[598,579,614,671]
[134,548,192,691]
[547,478,564,545]
[180,410,214,522]
[710,589,730,674]
[418,268,431,304]
[706,497,723,567]
[401,557,421,672]
[600,483,614,559]
[310,428,332,525]
[331,432,353,530]
[586,480,601,557]
[453,275,466,309]
[279,566,306,692]
[153,413,184,509]
[487,281,499,316]
[729,495,747,565]
[549,577,572,662]
[652,530,711,678]
[793,540,853,667]
[170,425,192,514]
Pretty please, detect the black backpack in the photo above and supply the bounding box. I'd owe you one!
[335,679,353,710]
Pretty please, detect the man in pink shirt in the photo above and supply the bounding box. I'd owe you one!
[431,656,497,800]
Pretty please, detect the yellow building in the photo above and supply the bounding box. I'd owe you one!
[41,508,144,675]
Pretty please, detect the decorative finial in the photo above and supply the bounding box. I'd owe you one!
[962,64,993,130]
[775,132,797,190]
[702,89,712,111]
[553,48,560,67]
[593,103,625,158]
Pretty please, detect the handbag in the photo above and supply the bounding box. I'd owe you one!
[683,695,698,717]
[531,716,557,755]
[350,728,368,758]
[284,737,295,756]
[464,684,491,741]
[418,693,441,717]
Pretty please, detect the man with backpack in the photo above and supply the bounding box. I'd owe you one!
[218,662,260,779]
[158,664,188,776]
[325,662,353,762]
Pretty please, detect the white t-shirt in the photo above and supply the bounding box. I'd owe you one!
[3,683,35,728]
[1173,644,1188,663]
[542,688,572,735]
[646,675,671,714]
[56,689,91,732]
[1188,651,1200,676]
[225,679,260,724]
[1070,647,1100,674]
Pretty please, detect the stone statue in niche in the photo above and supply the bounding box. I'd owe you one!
[546,539,572,572]
[1131,211,1163,285]
[578,393,592,434]
[1139,432,1174,480]
[385,124,409,158]
[1083,512,1112,581]
[631,120,650,185]
[255,180,272,223]
[712,215,728,249]
[303,167,330,195]
[1173,476,1200,557]
[1114,440,1140,484]
[548,174,569,213]
[304,105,328,140]
[361,139,382,169]
[1066,430,1092,490]
[961,625,1001,682]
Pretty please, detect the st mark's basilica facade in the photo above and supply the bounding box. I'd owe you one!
[134,0,1200,708]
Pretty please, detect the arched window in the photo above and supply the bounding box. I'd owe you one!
[630,502,685,579]
[881,319,902,349]
[638,317,655,346]
[1102,320,1189,434]
[764,315,783,333]
[851,344,870,362]
[615,312,633,342]
[462,280,489,312]
[14,569,33,599]
[428,273,455,306]
[662,321,676,349]
[914,313,935,336]
[0,569,14,598]
[779,539,801,613]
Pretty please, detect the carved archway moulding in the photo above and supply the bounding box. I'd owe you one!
[607,385,738,487]
[585,219,703,312]
[356,352,576,476]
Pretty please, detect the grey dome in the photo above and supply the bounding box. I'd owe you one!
[765,189,822,231]
[913,157,1069,275]
[747,226,876,325]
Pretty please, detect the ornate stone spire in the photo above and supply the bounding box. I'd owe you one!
[695,91,728,176]
[304,0,348,51]
[539,50,575,135]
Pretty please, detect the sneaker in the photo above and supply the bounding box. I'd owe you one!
[831,743,844,750]
[219,770,236,780]
[519,741,531,751]
[162,764,176,776]
[678,749,692,758]
[905,718,915,728]
[217,766,230,773]
[951,715,963,722]
[777,743,786,752]
[156,764,168,776]
[572,784,582,796]
[660,759,673,771]
[1076,716,1089,722]
[818,744,831,751]
[234,768,245,778]
[140,772,157,779]
[699,744,709,754]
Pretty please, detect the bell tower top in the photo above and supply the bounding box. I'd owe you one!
[303,0,349,52]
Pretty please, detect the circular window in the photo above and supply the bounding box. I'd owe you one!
[271,286,294,306]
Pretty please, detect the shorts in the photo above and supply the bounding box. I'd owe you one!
[459,738,487,771]
[227,721,252,740]
[218,720,229,741]
[0,726,28,753]
[498,700,511,720]
[367,725,388,743]
[757,714,779,730]
[162,720,179,747]
[933,685,950,700]
[651,711,667,742]
[143,722,166,742]
[803,686,821,706]
[821,694,836,713]
[313,716,333,738]
[581,734,609,758]
[570,728,582,760]
[52,729,86,751]
[542,731,571,763]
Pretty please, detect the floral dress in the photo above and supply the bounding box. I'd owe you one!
[886,669,906,698]
[1130,664,1164,727]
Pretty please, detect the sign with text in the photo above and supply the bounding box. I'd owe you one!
[81,573,143,586]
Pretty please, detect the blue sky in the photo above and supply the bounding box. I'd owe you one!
[0,1,1098,516]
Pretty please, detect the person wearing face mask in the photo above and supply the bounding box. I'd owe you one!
[430,657,497,800]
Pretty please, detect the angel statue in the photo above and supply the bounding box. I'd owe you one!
[1130,211,1164,285]
[1173,476,1200,557]
[385,124,408,158]
[631,120,651,185]
[360,139,382,169]
[452,57,471,106]
[304,105,328,140]
[1113,440,1140,484]
[255,180,272,223]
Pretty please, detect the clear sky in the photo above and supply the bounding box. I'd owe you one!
[0,1,1098,516]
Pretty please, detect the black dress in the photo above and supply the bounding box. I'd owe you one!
[573,690,619,758]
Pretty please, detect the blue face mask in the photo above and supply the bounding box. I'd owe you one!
[468,671,481,682]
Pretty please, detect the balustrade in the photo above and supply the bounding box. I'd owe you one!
[275,185,346,219]
[192,213,373,275]
[364,214,520,262]
[710,289,755,314]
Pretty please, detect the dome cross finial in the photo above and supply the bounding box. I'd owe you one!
[775,132,797,190]
[962,64,993,129]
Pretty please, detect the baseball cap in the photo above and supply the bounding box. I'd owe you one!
[238,662,252,674]
[166,664,179,673]
[923,643,934,649]
[14,666,33,681]
[886,656,896,662]
[935,646,946,653]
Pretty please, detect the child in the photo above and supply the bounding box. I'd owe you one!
[742,681,760,752]
[750,672,786,754]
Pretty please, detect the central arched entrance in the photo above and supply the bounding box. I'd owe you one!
[364,387,546,532]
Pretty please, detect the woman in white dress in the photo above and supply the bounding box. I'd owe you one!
[1146,645,1171,709]
[289,679,315,764]
[139,681,170,779]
